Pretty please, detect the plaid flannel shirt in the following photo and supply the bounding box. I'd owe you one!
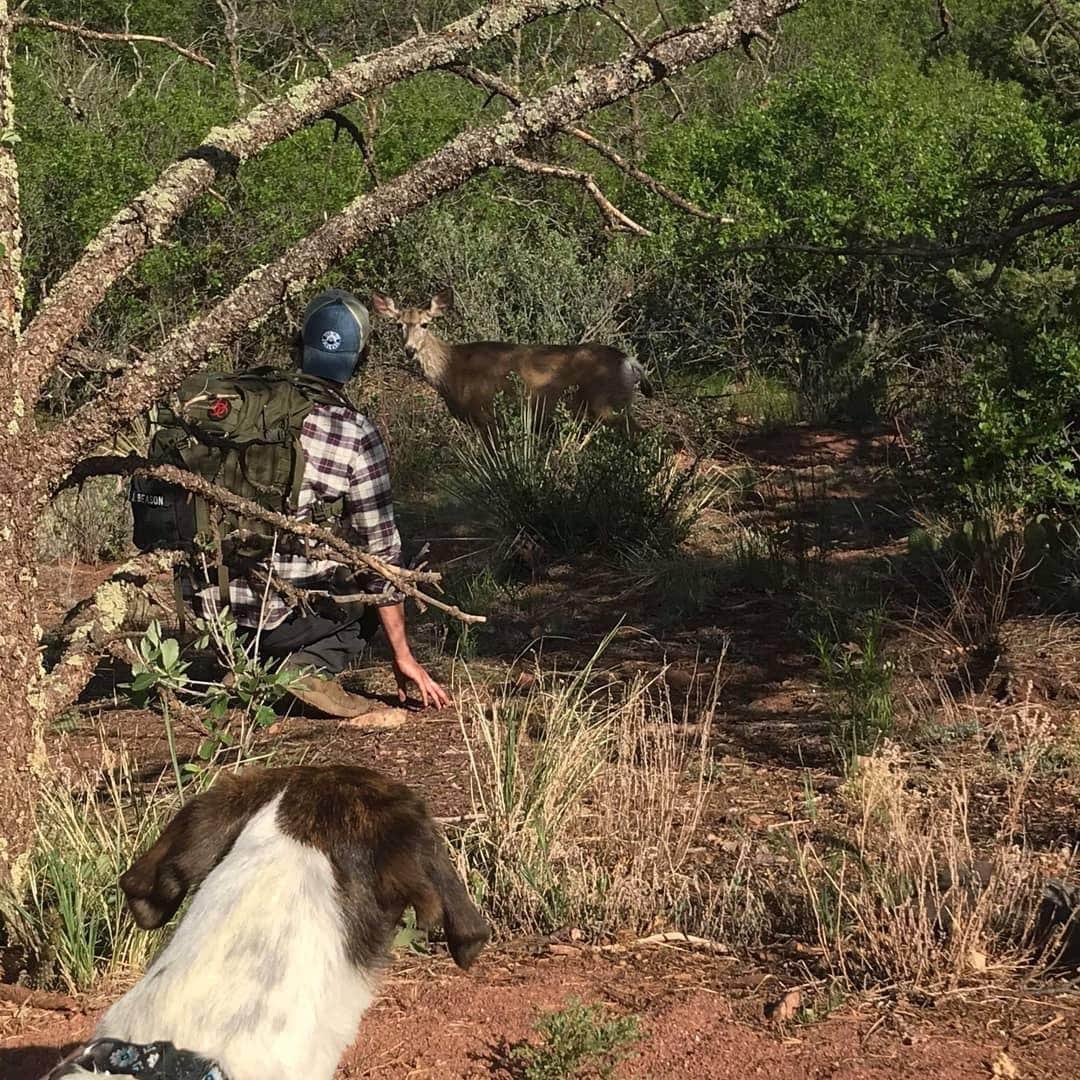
[195,403,403,630]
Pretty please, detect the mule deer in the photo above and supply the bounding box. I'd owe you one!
[371,290,651,428]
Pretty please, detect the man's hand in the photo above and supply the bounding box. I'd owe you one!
[377,601,451,709]
[391,651,452,709]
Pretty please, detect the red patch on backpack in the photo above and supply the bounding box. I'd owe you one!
[208,398,231,420]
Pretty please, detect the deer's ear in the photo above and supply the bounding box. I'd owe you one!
[370,293,399,318]
[429,289,453,317]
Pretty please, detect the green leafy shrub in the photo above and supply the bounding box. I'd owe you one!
[509,999,640,1080]
[637,18,1060,418]
[920,266,1080,515]
[127,615,301,792]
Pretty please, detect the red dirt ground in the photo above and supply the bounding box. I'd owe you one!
[4,946,1079,1079]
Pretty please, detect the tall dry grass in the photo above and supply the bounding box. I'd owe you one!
[453,636,752,941]
[1,750,183,991]
[454,635,1074,988]
[775,717,1076,989]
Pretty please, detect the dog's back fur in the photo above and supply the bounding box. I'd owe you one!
[52,766,487,1080]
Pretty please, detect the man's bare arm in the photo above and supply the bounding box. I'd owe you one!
[377,602,451,709]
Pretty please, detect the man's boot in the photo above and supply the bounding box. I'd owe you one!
[287,672,392,719]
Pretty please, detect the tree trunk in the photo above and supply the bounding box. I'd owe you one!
[0,461,47,886]
[0,2,42,886]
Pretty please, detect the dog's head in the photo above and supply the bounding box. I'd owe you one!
[119,766,489,970]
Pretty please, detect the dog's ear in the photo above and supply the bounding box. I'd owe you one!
[119,775,266,929]
[373,824,489,971]
[420,831,490,970]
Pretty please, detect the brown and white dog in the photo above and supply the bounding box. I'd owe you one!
[45,765,488,1080]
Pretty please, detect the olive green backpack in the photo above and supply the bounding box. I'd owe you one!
[130,367,351,573]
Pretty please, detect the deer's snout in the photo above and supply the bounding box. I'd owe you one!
[404,342,418,359]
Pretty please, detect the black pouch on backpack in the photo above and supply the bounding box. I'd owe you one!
[130,473,197,553]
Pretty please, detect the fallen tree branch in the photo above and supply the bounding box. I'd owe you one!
[448,62,723,221]
[502,152,652,235]
[13,16,217,69]
[57,455,486,626]
[50,1,802,479]
[19,0,594,407]
[35,549,186,720]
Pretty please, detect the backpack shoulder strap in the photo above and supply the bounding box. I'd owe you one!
[289,371,356,411]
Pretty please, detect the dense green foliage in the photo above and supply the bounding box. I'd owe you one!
[14,0,1079,516]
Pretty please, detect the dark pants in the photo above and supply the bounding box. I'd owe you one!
[258,605,381,675]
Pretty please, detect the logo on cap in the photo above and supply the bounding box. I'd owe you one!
[321,330,342,351]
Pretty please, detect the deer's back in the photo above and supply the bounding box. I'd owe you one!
[447,341,626,395]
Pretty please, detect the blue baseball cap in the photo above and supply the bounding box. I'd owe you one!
[301,288,370,383]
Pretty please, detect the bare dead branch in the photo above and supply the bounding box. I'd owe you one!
[295,25,334,76]
[595,2,692,115]
[58,455,487,625]
[13,16,217,69]
[248,563,387,612]
[214,0,245,102]
[597,1,646,51]
[1046,0,1080,51]
[50,1,805,479]
[18,0,596,409]
[322,110,379,184]
[930,2,954,44]
[502,152,652,235]
[571,122,723,219]
[449,62,724,221]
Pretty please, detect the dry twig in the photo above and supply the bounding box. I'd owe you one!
[501,153,652,235]
[13,16,216,69]
[214,0,245,101]
[930,1,954,44]
[450,62,724,222]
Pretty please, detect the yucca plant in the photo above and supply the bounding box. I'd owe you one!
[445,393,715,559]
